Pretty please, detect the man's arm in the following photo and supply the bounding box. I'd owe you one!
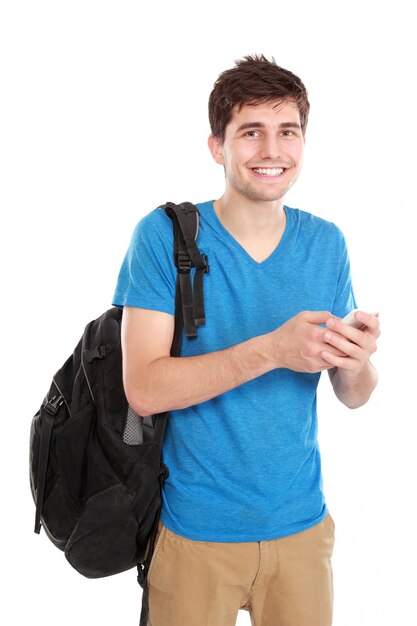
[122,307,347,417]
[324,311,380,409]
[122,307,277,416]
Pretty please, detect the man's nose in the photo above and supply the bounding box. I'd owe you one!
[259,135,282,160]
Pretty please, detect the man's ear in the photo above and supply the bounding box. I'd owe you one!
[208,134,225,165]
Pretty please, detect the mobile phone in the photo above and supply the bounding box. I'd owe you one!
[341,309,379,329]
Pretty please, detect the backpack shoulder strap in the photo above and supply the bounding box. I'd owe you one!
[150,201,209,444]
[162,201,209,342]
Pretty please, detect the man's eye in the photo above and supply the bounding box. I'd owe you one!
[282,130,294,137]
[245,130,259,137]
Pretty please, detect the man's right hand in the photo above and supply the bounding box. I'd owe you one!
[269,311,348,373]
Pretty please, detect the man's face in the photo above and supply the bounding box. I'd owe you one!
[209,99,305,204]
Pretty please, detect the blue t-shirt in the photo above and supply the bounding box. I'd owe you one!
[113,200,357,542]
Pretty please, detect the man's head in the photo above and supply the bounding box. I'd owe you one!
[208,55,309,205]
[208,55,309,142]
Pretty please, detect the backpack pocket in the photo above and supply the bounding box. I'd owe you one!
[65,482,138,578]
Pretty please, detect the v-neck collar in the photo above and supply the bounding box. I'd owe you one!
[207,200,292,268]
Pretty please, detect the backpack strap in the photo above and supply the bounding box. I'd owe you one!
[162,201,209,339]
[151,202,209,447]
[34,394,64,533]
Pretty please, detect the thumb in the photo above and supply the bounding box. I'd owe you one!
[301,310,333,325]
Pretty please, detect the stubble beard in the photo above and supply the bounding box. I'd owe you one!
[228,170,291,204]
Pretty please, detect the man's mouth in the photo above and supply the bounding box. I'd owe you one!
[251,167,286,177]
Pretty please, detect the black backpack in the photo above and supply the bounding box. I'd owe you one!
[29,201,209,624]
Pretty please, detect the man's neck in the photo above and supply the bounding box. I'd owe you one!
[213,192,286,242]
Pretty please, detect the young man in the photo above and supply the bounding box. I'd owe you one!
[113,55,380,626]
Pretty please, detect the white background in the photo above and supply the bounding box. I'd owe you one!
[1,1,415,625]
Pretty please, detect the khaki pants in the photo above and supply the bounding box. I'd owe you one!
[147,514,335,626]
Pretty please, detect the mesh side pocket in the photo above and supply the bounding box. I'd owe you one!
[123,406,155,445]
[123,406,143,444]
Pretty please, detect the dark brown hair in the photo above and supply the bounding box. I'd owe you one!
[208,54,310,141]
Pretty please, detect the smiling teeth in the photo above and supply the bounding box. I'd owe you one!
[253,168,284,176]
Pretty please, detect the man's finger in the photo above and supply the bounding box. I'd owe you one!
[354,311,381,336]
[302,311,333,324]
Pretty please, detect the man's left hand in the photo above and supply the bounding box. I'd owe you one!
[321,311,380,371]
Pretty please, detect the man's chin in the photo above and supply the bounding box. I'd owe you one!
[228,178,293,204]
[243,188,288,203]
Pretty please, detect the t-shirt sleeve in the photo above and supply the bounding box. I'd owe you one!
[331,226,357,319]
[112,208,176,315]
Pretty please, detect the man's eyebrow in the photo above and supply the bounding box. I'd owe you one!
[235,122,265,133]
[279,122,302,130]
[235,121,302,133]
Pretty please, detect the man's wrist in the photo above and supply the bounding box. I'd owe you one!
[254,331,282,371]
[332,359,378,409]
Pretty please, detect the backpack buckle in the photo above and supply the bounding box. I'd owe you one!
[84,345,107,363]
[137,562,148,587]
[177,253,192,273]
[44,394,64,416]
